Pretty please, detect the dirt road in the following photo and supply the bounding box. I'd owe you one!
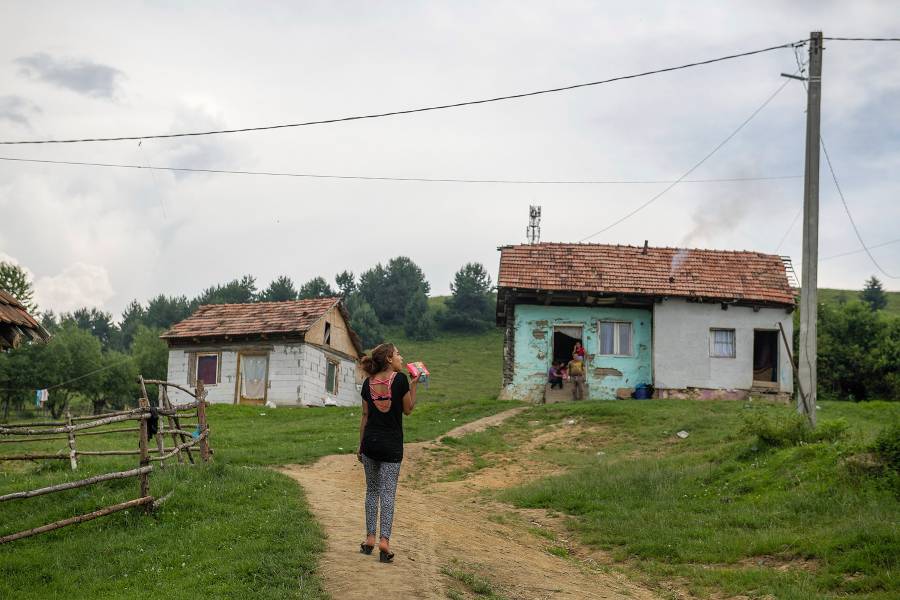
[277,408,658,599]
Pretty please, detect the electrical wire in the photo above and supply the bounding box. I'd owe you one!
[821,236,900,261]
[775,206,803,252]
[0,155,802,185]
[0,40,805,145]
[820,136,899,278]
[823,36,900,41]
[578,75,795,242]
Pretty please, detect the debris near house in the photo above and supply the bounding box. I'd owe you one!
[676,430,690,439]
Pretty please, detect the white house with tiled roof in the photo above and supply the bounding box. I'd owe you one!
[496,243,796,402]
[161,297,363,407]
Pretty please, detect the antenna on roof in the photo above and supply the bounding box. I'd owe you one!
[526,205,541,244]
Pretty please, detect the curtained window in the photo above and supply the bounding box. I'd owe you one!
[710,329,736,358]
[240,355,267,400]
[599,321,632,356]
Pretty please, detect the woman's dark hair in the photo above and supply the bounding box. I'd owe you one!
[359,343,397,375]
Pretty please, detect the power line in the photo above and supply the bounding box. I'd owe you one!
[0,40,805,146]
[823,36,900,41]
[820,135,899,278]
[578,75,795,242]
[775,206,802,253]
[0,155,801,185]
[821,236,900,261]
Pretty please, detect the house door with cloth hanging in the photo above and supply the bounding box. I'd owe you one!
[237,353,269,405]
[552,325,583,365]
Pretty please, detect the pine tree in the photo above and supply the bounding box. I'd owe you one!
[297,277,337,299]
[404,286,435,341]
[860,276,888,311]
[441,262,494,331]
[260,275,299,301]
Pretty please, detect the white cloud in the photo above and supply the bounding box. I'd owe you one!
[0,0,897,309]
[34,262,114,313]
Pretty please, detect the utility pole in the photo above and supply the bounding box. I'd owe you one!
[798,31,823,427]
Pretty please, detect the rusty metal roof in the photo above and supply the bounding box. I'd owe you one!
[498,243,795,306]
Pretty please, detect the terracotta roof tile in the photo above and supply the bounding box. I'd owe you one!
[498,243,795,306]
[160,297,340,340]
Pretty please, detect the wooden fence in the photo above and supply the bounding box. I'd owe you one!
[0,379,211,545]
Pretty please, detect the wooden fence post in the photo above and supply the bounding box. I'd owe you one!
[163,386,193,465]
[65,410,77,471]
[138,412,151,512]
[139,376,165,469]
[195,381,210,462]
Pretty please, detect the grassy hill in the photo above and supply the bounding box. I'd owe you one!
[820,288,900,316]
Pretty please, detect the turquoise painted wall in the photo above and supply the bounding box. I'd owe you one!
[509,305,652,400]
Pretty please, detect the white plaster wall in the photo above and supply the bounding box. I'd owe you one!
[653,299,793,392]
[298,344,359,407]
[165,343,359,407]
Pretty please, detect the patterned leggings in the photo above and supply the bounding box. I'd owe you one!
[361,454,402,540]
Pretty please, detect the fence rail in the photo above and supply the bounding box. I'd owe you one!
[0,379,210,545]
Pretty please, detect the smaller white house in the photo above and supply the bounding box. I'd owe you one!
[160,297,363,407]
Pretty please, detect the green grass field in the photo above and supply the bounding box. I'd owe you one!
[440,399,900,599]
[0,327,513,599]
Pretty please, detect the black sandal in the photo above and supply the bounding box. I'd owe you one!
[359,543,374,555]
[379,549,394,563]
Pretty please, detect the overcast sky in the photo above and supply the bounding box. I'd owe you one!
[1,1,899,318]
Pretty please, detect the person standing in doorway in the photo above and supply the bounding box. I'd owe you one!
[356,343,420,563]
[568,355,586,400]
[573,341,586,363]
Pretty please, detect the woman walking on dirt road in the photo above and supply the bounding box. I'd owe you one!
[357,343,420,563]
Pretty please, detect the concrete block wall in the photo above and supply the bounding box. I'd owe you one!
[297,344,358,407]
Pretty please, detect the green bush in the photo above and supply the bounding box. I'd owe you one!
[742,412,848,448]
[872,422,900,472]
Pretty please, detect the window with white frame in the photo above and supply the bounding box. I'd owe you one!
[325,359,339,394]
[598,321,633,356]
[710,328,736,358]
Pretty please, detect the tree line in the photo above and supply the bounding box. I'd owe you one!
[0,258,495,418]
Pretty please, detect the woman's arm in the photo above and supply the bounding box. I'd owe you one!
[402,376,419,415]
[357,398,368,457]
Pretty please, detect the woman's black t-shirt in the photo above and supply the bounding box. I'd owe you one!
[360,372,410,463]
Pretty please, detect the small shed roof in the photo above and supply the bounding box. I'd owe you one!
[0,290,51,350]
[498,243,795,306]
[161,297,363,353]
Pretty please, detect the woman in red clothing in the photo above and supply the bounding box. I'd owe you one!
[356,343,420,563]
[573,341,586,362]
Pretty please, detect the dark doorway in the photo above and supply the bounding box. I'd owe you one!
[753,330,779,383]
[552,327,582,365]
